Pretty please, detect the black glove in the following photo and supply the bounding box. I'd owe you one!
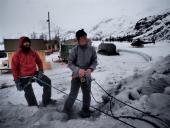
[15,79,23,91]
[37,69,44,79]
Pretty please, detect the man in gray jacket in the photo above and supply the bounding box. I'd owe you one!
[63,29,97,118]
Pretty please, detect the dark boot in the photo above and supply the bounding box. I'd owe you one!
[62,108,73,117]
[24,84,38,106]
[48,99,57,104]
[62,108,78,121]
[79,108,91,118]
[43,98,57,106]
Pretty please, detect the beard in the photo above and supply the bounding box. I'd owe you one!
[21,46,31,53]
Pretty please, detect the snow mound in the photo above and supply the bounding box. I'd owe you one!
[164,87,170,95]
[99,54,170,126]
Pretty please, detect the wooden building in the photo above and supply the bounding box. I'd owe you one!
[45,40,59,54]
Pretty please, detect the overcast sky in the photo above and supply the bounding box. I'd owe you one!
[0,0,170,41]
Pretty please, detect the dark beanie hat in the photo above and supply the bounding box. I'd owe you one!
[76,29,87,40]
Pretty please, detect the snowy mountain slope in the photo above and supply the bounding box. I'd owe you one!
[89,10,170,41]
[133,11,170,41]
[89,16,136,39]
[62,30,76,40]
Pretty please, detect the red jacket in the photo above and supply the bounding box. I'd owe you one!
[11,37,43,80]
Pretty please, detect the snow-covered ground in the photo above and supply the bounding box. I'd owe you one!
[0,41,170,128]
[0,44,4,51]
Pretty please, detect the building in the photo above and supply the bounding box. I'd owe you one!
[58,39,77,62]
[61,39,78,45]
[45,40,59,54]
[58,38,92,62]
[3,39,51,70]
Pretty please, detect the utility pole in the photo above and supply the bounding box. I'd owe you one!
[47,11,51,42]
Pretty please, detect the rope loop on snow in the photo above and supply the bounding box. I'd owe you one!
[91,78,169,128]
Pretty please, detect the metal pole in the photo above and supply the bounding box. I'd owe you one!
[47,11,51,42]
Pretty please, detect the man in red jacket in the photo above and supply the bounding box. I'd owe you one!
[11,36,55,106]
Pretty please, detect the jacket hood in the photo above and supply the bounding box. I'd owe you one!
[18,36,31,48]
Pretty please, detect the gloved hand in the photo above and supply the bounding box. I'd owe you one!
[15,79,23,91]
[79,69,85,77]
[37,69,44,79]
[85,69,92,76]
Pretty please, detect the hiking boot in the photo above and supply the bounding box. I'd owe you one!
[48,99,57,105]
[62,108,73,116]
[62,109,76,120]
[42,99,57,106]
[79,109,91,118]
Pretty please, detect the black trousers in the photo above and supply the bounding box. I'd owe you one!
[64,77,91,112]
[22,74,51,106]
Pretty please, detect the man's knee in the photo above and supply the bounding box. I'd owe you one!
[41,74,51,84]
[37,74,51,87]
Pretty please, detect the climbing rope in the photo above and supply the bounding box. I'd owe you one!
[92,79,169,128]
[20,76,167,128]
[34,76,137,128]
[35,76,166,128]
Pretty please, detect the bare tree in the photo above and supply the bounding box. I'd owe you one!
[39,33,47,40]
[52,26,62,42]
[30,32,37,39]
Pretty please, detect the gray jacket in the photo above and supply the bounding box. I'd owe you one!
[68,44,97,77]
